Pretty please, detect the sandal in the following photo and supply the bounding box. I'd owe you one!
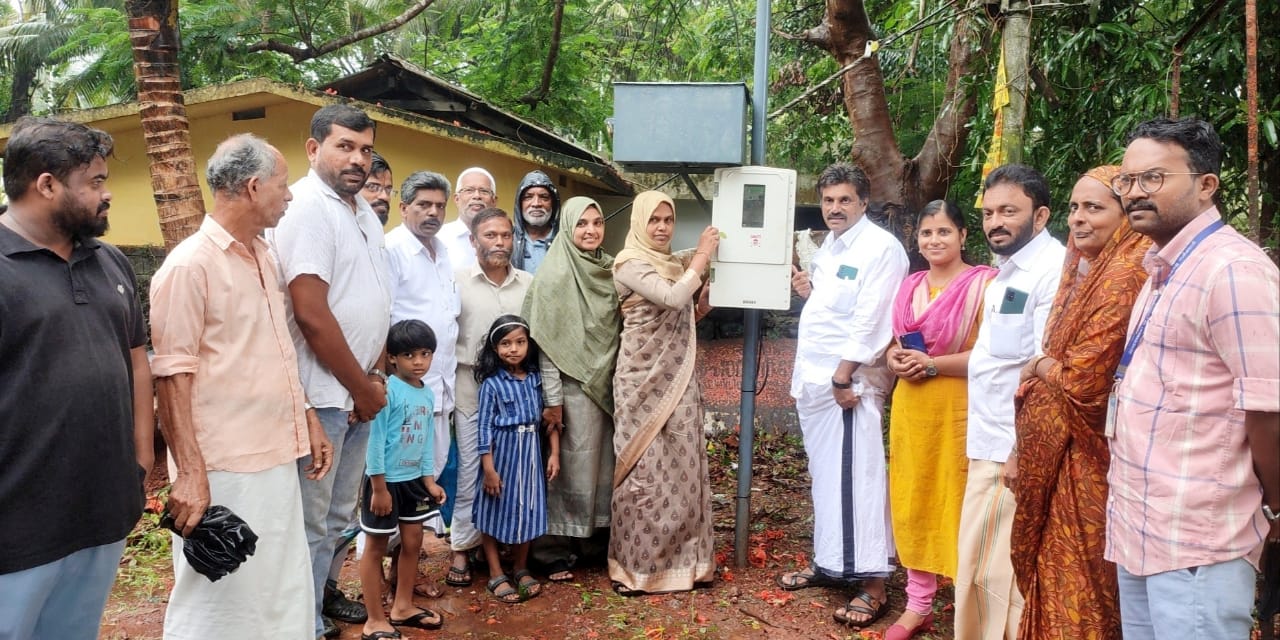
[513,569,543,599]
[361,631,401,640]
[323,585,369,623]
[389,606,444,630]
[833,590,890,628]
[776,566,840,591]
[544,558,575,582]
[445,561,472,587]
[612,581,645,597]
[486,574,523,604]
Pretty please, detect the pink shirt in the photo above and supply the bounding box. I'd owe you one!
[151,216,310,473]
[1106,208,1279,576]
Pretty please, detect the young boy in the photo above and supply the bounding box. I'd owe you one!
[360,320,447,638]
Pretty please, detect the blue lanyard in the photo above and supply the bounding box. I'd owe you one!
[1114,219,1224,383]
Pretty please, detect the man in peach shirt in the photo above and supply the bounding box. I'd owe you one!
[150,134,333,639]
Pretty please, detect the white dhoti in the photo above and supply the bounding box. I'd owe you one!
[163,462,313,640]
[794,379,895,579]
[953,459,1023,640]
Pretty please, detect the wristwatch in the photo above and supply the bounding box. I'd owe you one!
[368,368,388,383]
[831,378,853,389]
[1264,504,1280,522]
[925,359,938,378]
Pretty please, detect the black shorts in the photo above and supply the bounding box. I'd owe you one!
[360,477,439,535]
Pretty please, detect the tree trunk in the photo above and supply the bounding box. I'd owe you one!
[820,0,987,261]
[3,66,36,123]
[999,0,1031,165]
[126,0,204,251]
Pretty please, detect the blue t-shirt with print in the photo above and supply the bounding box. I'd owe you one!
[366,375,436,482]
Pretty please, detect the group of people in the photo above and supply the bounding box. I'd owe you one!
[0,107,1275,640]
[776,118,1279,640]
[0,103,725,640]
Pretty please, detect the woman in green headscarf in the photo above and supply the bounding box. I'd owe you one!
[523,196,621,581]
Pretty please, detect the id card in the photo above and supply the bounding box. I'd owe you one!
[1104,385,1119,438]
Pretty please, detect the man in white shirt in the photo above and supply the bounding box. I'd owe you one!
[440,167,497,272]
[268,104,391,640]
[955,164,1065,640]
[384,170,459,502]
[779,163,908,629]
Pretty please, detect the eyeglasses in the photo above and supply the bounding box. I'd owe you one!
[458,186,494,197]
[363,182,393,195]
[1110,170,1203,197]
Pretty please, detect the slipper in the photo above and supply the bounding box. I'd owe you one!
[445,564,472,587]
[361,631,401,640]
[486,574,523,604]
[833,590,889,628]
[513,569,542,599]
[389,606,444,630]
[544,559,575,582]
[776,566,840,591]
[612,581,645,597]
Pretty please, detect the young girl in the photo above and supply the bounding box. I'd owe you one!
[473,314,560,603]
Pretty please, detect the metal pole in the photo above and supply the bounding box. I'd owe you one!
[734,0,769,569]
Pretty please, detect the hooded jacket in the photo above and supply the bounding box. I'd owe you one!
[511,170,561,271]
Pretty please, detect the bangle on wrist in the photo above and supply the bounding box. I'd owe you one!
[831,378,853,389]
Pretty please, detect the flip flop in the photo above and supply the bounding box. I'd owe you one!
[361,631,401,640]
[832,590,889,628]
[513,569,543,599]
[389,606,444,630]
[486,574,523,604]
[776,566,840,591]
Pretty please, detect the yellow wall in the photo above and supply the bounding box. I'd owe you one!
[81,99,611,247]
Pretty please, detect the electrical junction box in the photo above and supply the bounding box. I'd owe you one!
[708,166,797,310]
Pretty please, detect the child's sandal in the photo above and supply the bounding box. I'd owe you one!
[486,574,523,604]
[513,569,542,599]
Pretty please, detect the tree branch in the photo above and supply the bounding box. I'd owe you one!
[245,0,436,63]
[519,0,565,108]
[914,5,985,198]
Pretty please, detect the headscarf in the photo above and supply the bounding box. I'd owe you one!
[613,190,686,282]
[522,197,620,413]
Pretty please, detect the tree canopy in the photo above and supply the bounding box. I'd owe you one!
[2,0,1274,251]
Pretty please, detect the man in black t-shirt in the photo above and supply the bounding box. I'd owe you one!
[0,117,152,638]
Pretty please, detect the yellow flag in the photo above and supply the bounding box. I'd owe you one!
[976,48,1011,208]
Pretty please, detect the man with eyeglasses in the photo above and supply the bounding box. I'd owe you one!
[361,153,394,226]
[511,170,560,273]
[1104,117,1279,640]
[440,167,497,272]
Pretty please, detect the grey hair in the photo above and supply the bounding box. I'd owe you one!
[206,133,279,196]
[399,170,451,204]
[456,166,496,192]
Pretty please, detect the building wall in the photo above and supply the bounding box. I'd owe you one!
[91,100,608,247]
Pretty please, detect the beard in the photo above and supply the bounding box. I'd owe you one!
[53,196,109,239]
[521,207,551,228]
[479,246,510,267]
[986,221,1036,256]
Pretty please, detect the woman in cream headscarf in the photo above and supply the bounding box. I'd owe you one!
[523,197,620,581]
[1009,165,1150,640]
[607,190,719,595]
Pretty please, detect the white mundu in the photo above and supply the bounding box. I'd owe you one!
[792,215,908,578]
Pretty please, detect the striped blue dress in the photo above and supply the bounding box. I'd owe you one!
[472,368,546,544]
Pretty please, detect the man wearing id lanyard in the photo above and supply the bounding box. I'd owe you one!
[778,163,908,630]
[956,164,1065,640]
[1105,117,1279,640]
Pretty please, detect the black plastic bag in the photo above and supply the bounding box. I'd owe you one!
[161,504,258,582]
